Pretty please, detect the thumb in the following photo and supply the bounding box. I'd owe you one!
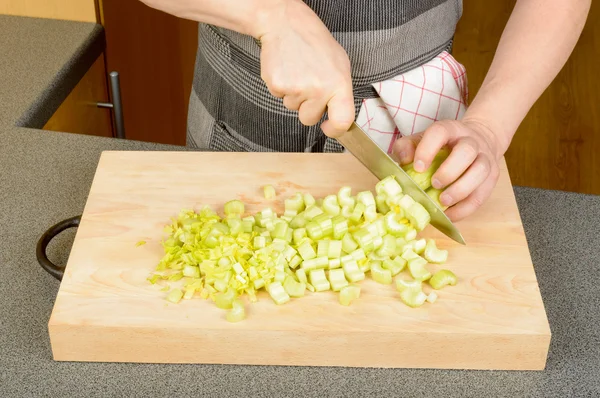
[391,132,424,165]
[320,91,355,138]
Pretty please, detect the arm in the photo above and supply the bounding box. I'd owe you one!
[394,0,591,220]
[139,0,355,136]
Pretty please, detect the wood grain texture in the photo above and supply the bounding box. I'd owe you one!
[43,54,113,138]
[453,0,600,194]
[101,0,198,146]
[48,152,551,370]
[0,0,98,22]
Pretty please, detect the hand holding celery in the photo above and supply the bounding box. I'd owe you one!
[146,151,459,322]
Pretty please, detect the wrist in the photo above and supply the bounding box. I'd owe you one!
[249,0,318,39]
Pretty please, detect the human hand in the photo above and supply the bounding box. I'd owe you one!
[257,0,355,137]
[392,119,503,221]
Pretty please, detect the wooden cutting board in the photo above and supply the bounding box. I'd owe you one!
[48,151,551,370]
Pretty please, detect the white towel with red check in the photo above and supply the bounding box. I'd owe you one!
[355,51,469,154]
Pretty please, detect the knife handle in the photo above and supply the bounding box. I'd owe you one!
[36,215,81,281]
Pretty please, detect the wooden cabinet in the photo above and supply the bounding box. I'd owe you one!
[44,53,114,138]
[100,0,197,146]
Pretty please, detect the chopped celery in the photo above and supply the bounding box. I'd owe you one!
[371,262,392,284]
[298,240,317,260]
[136,240,146,247]
[376,195,390,214]
[350,248,367,262]
[385,211,410,237]
[401,248,420,261]
[426,187,448,210]
[292,227,307,244]
[349,202,365,223]
[283,276,306,297]
[263,185,276,200]
[376,176,403,197]
[328,268,349,291]
[285,193,305,212]
[404,228,417,241]
[342,260,365,283]
[303,205,323,220]
[306,222,324,240]
[296,268,308,284]
[214,288,237,309]
[400,289,428,308]
[364,205,377,222]
[331,216,348,240]
[337,187,355,207]
[426,292,438,304]
[406,202,431,231]
[339,285,361,306]
[428,269,458,290]
[301,256,328,271]
[376,235,396,257]
[303,193,316,208]
[226,299,246,322]
[410,238,427,255]
[183,265,200,278]
[408,257,432,281]
[166,289,184,304]
[382,256,406,276]
[341,233,358,253]
[424,239,449,263]
[323,195,341,215]
[398,194,416,212]
[224,200,245,216]
[328,258,342,270]
[357,191,375,207]
[267,282,290,305]
[309,269,331,292]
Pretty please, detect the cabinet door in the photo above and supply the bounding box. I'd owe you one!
[100,0,198,146]
[44,53,114,137]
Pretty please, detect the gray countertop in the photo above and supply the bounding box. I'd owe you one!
[1,14,599,398]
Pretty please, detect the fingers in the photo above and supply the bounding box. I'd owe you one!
[439,155,491,207]
[283,95,304,111]
[391,133,423,165]
[413,123,452,172]
[431,137,480,189]
[444,171,498,221]
[321,91,355,137]
[298,99,327,126]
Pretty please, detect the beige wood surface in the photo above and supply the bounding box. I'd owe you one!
[48,151,551,370]
[43,54,113,137]
[0,0,98,22]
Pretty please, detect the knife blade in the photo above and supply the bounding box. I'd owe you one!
[336,122,466,245]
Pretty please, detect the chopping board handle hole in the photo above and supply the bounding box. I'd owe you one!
[36,215,81,281]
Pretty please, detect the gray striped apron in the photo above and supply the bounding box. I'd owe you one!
[187,0,463,153]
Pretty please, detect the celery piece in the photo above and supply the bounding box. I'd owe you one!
[293,227,307,245]
[303,205,324,220]
[353,228,374,251]
[253,236,266,249]
[183,286,197,300]
[357,191,376,207]
[349,202,366,223]
[306,283,316,292]
[214,288,237,309]
[241,220,254,233]
[224,200,245,216]
[350,248,367,262]
[377,175,403,197]
[328,258,342,270]
[298,240,317,261]
[313,214,333,237]
[296,268,308,284]
[426,187,448,210]
[364,205,377,222]
[404,228,417,241]
[376,195,390,214]
[403,149,449,190]
[290,215,307,229]
[285,193,305,213]
[323,195,341,216]
[306,222,324,240]
[332,216,349,240]
[183,265,200,278]
[383,256,406,276]
[408,257,432,281]
[395,278,423,292]
[385,211,411,237]
[424,239,449,264]
[303,193,316,208]
[406,202,431,231]
[274,270,286,282]
[272,222,289,240]
[301,256,328,271]
[328,240,343,258]
[253,278,265,289]
[226,299,246,322]
[341,205,354,218]
[136,240,146,247]
[376,235,396,258]
[342,260,366,282]
[411,238,427,255]
[317,240,329,258]
[283,276,306,297]
[328,268,349,292]
[426,292,439,304]
[263,185,276,200]
[428,269,458,290]
[166,288,184,304]
[358,259,371,273]
[341,232,359,254]
[398,194,416,212]
[289,254,302,269]
[267,282,290,305]
[337,186,355,207]
[371,262,393,284]
[400,289,428,308]
[339,285,361,306]
[309,269,331,292]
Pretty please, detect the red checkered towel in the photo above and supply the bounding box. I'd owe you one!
[355,51,469,154]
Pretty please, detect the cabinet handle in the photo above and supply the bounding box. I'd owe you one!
[97,71,125,139]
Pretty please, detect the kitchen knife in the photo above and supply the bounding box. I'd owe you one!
[336,122,466,245]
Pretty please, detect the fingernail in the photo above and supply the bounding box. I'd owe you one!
[432,178,442,189]
[440,193,452,206]
[414,160,425,172]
